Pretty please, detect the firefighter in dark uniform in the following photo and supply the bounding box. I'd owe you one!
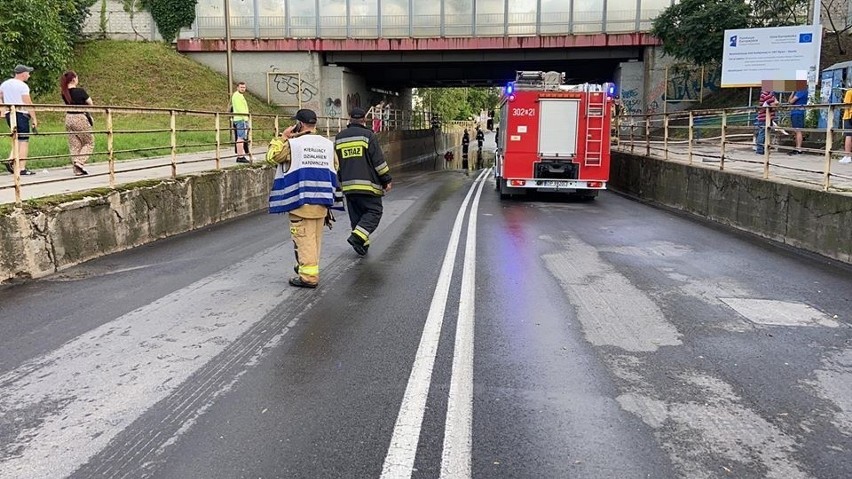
[334,107,393,256]
[461,129,470,172]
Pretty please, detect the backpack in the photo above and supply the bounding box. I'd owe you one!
[266,136,287,164]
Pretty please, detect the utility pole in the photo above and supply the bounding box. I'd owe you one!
[808,0,822,104]
[224,0,234,97]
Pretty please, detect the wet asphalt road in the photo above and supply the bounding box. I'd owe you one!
[1,163,851,479]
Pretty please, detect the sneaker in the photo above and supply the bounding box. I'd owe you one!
[786,150,802,155]
[236,156,250,163]
[288,276,317,288]
[840,156,852,164]
[19,169,35,175]
[347,234,367,256]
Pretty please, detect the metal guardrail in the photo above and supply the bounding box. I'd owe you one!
[615,103,852,193]
[1,104,456,206]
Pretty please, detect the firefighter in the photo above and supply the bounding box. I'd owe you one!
[334,107,393,256]
[266,109,340,288]
[461,129,470,173]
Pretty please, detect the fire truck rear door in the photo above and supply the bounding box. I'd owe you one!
[538,99,579,158]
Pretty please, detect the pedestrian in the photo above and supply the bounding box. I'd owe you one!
[231,81,250,163]
[755,89,778,155]
[462,128,470,173]
[372,101,384,132]
[462,128,470,154]
[786,87,808,155]
[60,70,94,176]
[476,126,485,151]
[841,83,852,164]
[0,65,38,175]
[383,102,392,131]
[335,106,392,256]
[266,108,340,289]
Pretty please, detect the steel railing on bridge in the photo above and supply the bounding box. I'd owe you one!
[0,104,455,206]
[615,103,852,194]
[193,5,668,39]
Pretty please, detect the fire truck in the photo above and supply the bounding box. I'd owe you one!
[494,71,615,199]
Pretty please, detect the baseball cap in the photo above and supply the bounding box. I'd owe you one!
[350,107,366,119]
[14,65,34,74]
[292,109,318,124]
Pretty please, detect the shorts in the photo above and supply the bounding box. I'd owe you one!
[790,111,805,129]
[233,120,248,140]
[845,119,852,137]
[5,112,30,141]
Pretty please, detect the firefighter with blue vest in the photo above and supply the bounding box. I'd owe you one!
[266,109,340,288]
[334,107,392,256]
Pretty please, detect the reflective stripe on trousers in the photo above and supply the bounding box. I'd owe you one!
[289,213,324,284]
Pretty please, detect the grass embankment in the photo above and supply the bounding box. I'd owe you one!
[1,41,284,169]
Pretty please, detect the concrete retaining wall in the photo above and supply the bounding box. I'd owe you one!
[610,152,852,265]
[0,129,462,283]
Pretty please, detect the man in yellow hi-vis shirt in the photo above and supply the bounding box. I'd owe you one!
[231,82,250,163]
[841,84,852,164]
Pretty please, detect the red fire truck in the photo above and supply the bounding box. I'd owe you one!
[494,71,615,199]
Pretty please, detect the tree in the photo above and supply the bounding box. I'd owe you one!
[0,0,73,95]
[651,0,751,66]
[750,0,809,27]
[822,0,852,54]
[416,87,501,122]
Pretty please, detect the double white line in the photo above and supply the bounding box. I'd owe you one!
[381,169,490,479]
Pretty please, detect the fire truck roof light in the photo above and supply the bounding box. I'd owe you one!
[506,83,514,95]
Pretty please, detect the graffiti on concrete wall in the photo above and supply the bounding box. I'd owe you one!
[269,68,319,104]
[325,98,342,117]
[346,93,361,113]
[621,88,643,115]
[667,66,721,102]
[647,64,722,114]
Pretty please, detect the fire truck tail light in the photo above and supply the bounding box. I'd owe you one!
[588,181,603,188]
[510,179,526,186]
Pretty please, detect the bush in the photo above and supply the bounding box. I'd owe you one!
[0,0,95,95]
[0,0,71,95]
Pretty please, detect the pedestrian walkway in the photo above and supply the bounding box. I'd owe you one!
[618,140,852,193]
[0,147,267,205]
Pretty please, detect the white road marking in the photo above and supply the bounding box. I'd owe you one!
[440,171,489,479]
[0,245,292,479]
[381,170,489,479]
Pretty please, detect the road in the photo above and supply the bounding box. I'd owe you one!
[1,165,850,478]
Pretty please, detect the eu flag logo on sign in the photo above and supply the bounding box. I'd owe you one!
[799,33,813,43]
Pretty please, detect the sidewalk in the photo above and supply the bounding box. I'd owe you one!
[0,147,267,205]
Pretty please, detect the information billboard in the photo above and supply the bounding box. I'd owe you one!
[721,25,819,88]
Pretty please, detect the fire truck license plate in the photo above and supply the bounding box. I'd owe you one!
[541,180,579,189]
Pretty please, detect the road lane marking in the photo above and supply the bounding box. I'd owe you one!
[381,169,489,478]
[441,170,489,479]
